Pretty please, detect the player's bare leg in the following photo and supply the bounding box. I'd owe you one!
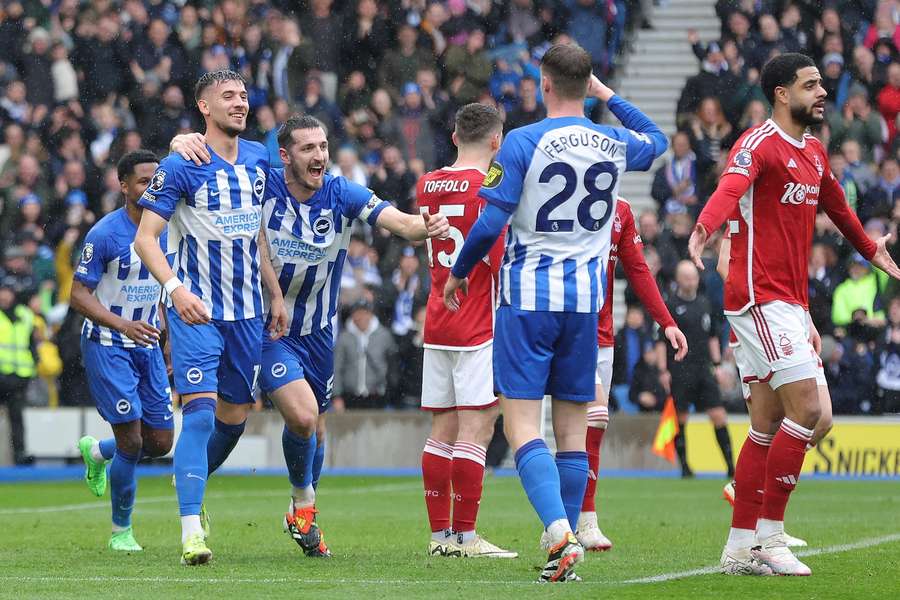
[503,396,584,581]
[706,405,735,478]
[271,379,330,557]
[444,404,517,558]
[423,410,457,555]
[577,385,612,551]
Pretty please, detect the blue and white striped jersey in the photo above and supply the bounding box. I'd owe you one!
[263,170,388,337]
[138,138,269,321]
[479,116,658,313]
[75,208,168,348]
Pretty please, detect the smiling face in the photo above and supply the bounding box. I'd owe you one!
[199,78,249,136]
[281,126,329,193]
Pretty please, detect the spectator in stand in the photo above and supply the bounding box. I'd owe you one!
[380,246,428,337]
[329,146,369,188]
[341,236,382,305]
[489,57,522,113]
[565,0,609,74]
[652,131,699,220]
[676,42,739,128]
[304,0,342,101]
[637,210,680,284]
[369,145,416,214]
[736,98,768,134]
[333,298,397,411]
[849,45,883,100]
[829,151,860,213]
[748,13,798,70]
[270,17,312,104]
[505,76,546,132]
[629,340,668,412]
[863,4,900,51]
[687,96,736,191]
[829,85,887,163]
[860,157,900,222]
[396,83,436,171]
[813,7,853,62]
[299,74,345,150]
[504,0,542,43]
[822,52,851,112]
[875,296,900,413]
[878,61,900,148]
[342,0,390,89]
[722,10,758,63]
[779,3,810,54]
[419,2,449,56]
[73,13,130,104]
[832,254,886,328]
[842,139,878,196]
[379,24,436,103]
[50,42,78,105]
[611,305,657,390]
[130,18,187,90]
[443,28,493,104]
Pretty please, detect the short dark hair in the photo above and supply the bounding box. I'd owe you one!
[760,53,816,105]
[194,69,246,103]
[540,44,592,100]
[117,150,158,181]
[277,114,328,148]
[454,103,502,144]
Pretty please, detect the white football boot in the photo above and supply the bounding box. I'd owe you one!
[751,531,812,576]
[720,546,775,576]
[575,512,612,551]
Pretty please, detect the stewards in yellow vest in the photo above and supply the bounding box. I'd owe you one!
[0,283,36,465]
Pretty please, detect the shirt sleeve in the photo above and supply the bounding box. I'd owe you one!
[137,154,186,221]
[696,142,763,235]
[73,228,110,290]
[617,208,676,330]
[478,130,529,213]
[346,179,390,226]
[819,160,877,260]
[606,95,668,171]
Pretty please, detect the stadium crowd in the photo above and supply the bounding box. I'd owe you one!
[1,0,899,463]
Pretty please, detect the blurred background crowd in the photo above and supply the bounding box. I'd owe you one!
[0,0,899,466]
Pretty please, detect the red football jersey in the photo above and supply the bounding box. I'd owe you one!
[698,119,875,315]
[597,199,675,347]
[417,167,504,350]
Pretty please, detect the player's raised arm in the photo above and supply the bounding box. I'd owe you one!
[375,205,450,240]
[443,202,510,311]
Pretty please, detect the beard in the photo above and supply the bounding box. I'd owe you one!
[288,161,323,192]
[214,114,246,137]
[790,101,823,127]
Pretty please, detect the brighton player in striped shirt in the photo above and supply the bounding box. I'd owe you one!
[135,70,286,565]
[71,150,174,552]
[444,44,668,582]
[172,114,449,557]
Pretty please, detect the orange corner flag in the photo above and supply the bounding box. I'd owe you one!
[652,396,680,464]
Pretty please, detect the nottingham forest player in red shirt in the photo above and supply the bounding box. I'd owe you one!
[690,53,900,577]
[416,103,516,559]
[575,198,687,552]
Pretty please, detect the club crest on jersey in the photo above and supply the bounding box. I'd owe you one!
[149,170,166,192]
[254,176,265,199]
[814,155,824,177]
[81,243,94,264]
[779,334,794,356]
[116,399,131,415]
[271,362,287,378]
[483,161,503,189]
[733,149,753,168]
[186,368,203,385]
[313,215,333,236]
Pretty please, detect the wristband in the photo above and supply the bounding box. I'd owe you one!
[164,277,184,295]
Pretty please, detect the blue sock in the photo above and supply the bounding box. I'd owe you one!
[206,418,245,476]
[110,449,139,528]
[282,426,316,489]
[514,439,568,528]
[99,438,117,460]
[175,397,216,516]
[312,437,325,490]
[555,451,589,531]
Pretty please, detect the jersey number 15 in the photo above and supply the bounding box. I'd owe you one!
[536,161,617,233]
[420,204,465,268]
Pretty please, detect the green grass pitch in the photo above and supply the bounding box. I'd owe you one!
[1,474,898,599]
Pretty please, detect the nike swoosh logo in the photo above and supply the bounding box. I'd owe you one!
[209,190,221,197]
[186,473,206,481]
[274,211,285,218]
[164,414,174,421]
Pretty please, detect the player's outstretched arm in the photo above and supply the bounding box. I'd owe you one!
[135,210,210,324]
[375,205,449,240]
[690,174,751,269]
[170,133,211,165]
[257,225,287,340]
[588,75,668,167]
[70,280,160,347]
[443,202,509,311]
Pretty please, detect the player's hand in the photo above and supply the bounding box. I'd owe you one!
[665,326,689,362]
[171,133,211,166]
[268,295,288,341]
[871,234,900,280]
[688,223,709,270]
[121,320,161,348]
[443,274,468,312]
[422,210,450,240]
[808,319,822,355]
[587,73,614,102]
[171,286,211,325]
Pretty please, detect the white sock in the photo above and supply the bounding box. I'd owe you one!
[726,527,755,551]
[431,528,451,542]
[456,530,476,544]
[547,518,572,546]
[291,485,316,509]
[90,441,105,463]
[181,515,203,542]
[756,518,784,541]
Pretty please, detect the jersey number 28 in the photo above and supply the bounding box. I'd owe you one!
[536,161,616,233]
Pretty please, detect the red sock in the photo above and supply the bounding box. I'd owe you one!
[581,406,608,512]
[451,441,486,534]
[422,438,453,532]
[759,419,813,522]
[731,428,772,530]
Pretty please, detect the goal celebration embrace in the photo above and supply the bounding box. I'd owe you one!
[4,1,900,595]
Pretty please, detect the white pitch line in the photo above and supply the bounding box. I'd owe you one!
[0,482,419,516]
[621,533,900,584]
